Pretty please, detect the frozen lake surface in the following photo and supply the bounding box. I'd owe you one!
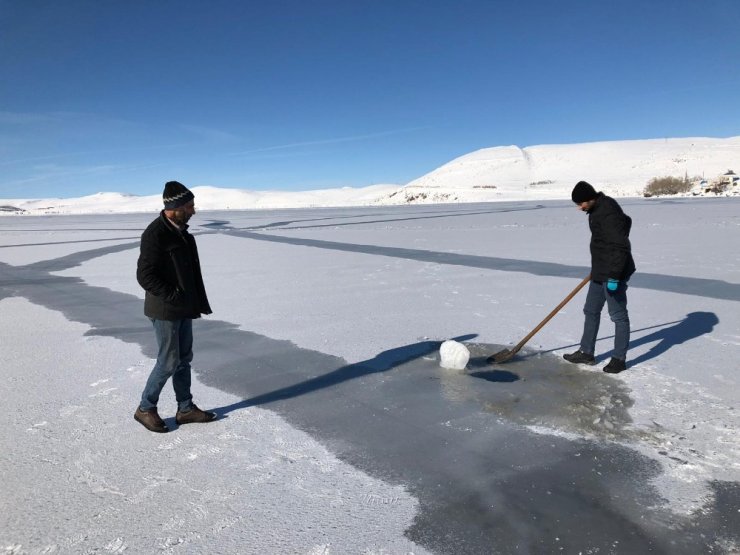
[1,199,738,553]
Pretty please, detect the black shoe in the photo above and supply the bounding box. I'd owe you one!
[563,350,596,365]
[176,404,217,425]
[603,358,627,374]
[134,407,169,433]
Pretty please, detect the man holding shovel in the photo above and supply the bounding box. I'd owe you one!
[563,181,636,373]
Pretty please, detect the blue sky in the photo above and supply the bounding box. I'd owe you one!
[1,0,739,198]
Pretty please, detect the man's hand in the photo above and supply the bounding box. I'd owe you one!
[607,278,619,292]
[166,287,183,302]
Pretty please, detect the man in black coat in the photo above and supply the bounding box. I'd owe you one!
[134,181,216,432]
[563,181,636,373]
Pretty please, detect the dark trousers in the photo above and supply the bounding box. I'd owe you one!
[579,280,630,361]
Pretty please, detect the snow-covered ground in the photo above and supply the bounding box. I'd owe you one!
[1,136,738,214]
[1,198,739,553]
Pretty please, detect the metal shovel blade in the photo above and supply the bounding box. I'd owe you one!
[487,348,516,364]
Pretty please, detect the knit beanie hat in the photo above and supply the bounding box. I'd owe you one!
[571,181,598,203]
[163,181,194,209]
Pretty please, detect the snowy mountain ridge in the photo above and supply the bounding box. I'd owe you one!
[2,135,738,214]
[382,136,740,204]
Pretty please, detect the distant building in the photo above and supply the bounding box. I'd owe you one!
[720,170,738,187]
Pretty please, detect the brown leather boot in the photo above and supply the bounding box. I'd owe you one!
[134,407,169,433]
[176,404,217,425]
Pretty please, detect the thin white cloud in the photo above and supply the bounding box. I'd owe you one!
[178,124,241,142]
[0,161,168,189]
[231,127,429,156]
[0,111,65,125]
[0,144,190,167]
[0,110,136,127]
[0,110,193,167]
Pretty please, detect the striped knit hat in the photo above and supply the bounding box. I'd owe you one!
[163,181,194,209]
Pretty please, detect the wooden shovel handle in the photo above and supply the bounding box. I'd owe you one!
[509,274,592,355]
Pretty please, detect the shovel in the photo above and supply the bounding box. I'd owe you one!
[487,274,591,364]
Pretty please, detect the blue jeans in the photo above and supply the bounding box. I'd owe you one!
[140,318,194,412]
[579,280,630,361]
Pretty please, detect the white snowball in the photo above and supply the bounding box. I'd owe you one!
[439,340,470,370]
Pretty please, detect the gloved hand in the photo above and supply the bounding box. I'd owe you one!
[607,278,619,292]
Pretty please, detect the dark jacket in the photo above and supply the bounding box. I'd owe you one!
[136,211,212,320]
[587,193,636,282]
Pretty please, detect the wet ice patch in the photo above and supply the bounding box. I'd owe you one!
[439,340,470,370]
[453,343,635,440]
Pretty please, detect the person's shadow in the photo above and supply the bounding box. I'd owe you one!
[627,311,719,366]
[213,333,477,418]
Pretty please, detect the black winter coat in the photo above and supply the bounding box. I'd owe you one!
[136,211,212,320]
[587,193,636,282]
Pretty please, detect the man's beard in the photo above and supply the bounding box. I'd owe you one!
[171,210,192,226]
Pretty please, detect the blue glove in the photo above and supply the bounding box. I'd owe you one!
[607,278,619,291]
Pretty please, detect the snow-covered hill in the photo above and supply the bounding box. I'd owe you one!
[2,136,738,214]
[0,185,401,215]
[382,136,740,204]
